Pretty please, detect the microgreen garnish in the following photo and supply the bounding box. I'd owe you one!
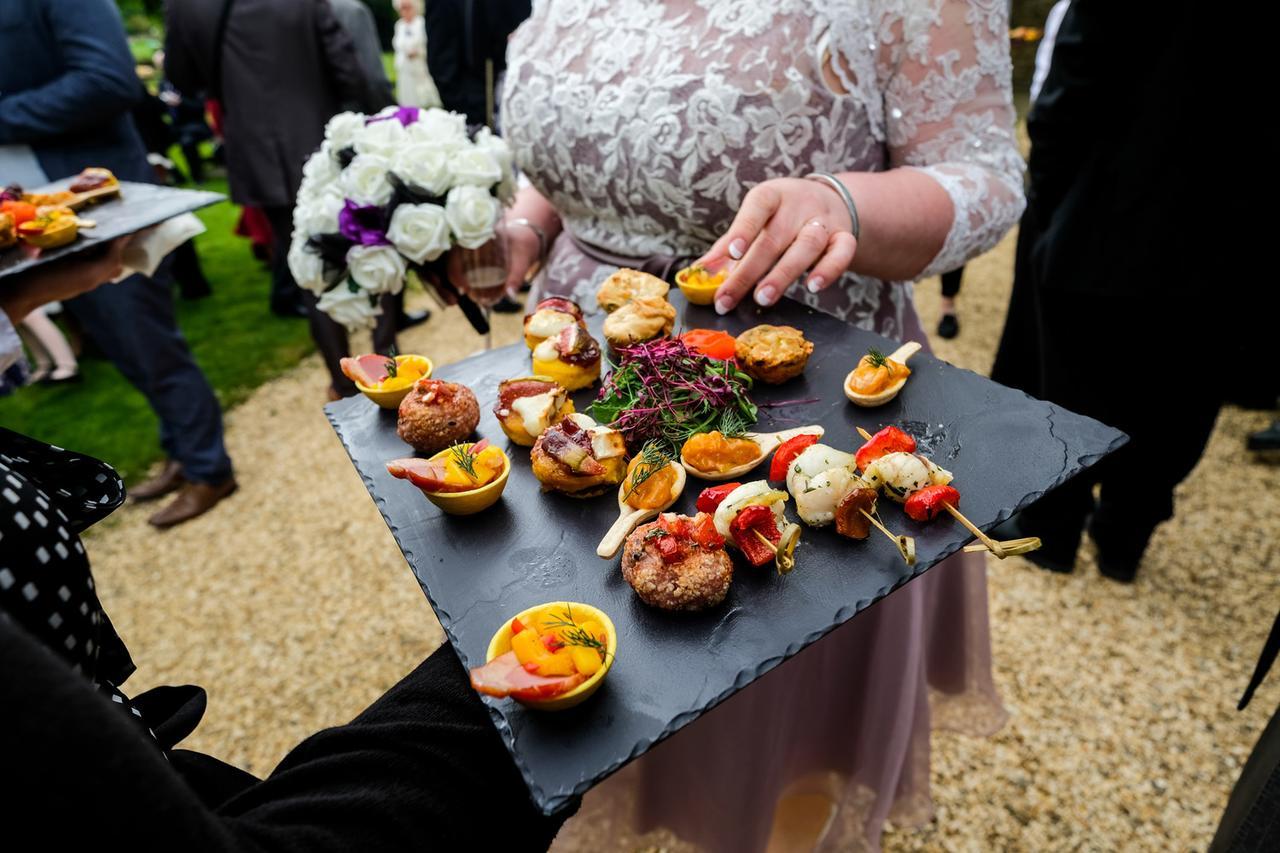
[622,441,671,502]
[865,348,889,369]
[545,606,610,661]
[591,338,757,455]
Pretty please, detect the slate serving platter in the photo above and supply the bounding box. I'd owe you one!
[326,292,1127,815]
[0,180,224,280]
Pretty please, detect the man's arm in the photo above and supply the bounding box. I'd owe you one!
[315,0,380,113]
[162,0,207,97]
[0,0,142,144]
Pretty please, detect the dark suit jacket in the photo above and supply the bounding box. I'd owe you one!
[164,0,382,208]
[0,0,151,183]
[426,0,531,126]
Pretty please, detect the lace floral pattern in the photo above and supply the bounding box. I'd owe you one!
[503,0,1024,333]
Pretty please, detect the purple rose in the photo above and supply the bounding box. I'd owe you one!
[366,106,421,128]
[337,200,391,247]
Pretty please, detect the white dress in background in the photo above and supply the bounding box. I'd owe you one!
[393,15,442,108]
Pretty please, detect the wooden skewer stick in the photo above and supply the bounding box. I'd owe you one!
[859,508,916,565]
[752,529,778,555]
[855,425,1006,558]
[964,537,1042,556]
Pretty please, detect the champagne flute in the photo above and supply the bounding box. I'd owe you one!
[458,219,509,351]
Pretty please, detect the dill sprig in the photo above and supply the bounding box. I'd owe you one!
[622,441,671,502]
[864,347,889,369]
[544,606,610,661]
[383,345,400,378]
[447,442,479,480]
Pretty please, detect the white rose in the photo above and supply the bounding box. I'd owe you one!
[346,244,406,295]
[324,112,366,151]
[387,203,451,264]
[448,145,503,188]
[340,154,394,206]
[287,234,328,294]
[391,143,452,196]
[318,283,380,331]
[407,108,469,148]
[299,150,341,198]
[445,185,500,249]
[353,118,406,159]
[471,127,514,172]
[293,185,345,235]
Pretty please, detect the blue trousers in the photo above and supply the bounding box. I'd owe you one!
[64,262,232,485]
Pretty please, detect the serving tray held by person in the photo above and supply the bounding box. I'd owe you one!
[477,1,1026,849]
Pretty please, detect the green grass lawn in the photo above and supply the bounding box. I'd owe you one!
[0,174,316,483]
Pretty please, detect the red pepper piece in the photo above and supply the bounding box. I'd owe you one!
[696,482,742,514]
[511,616,526,635]
[691,512,725,550]
[769,434,820,481]
[854,426,917,471]
[731,504,781,567]
[904,484,960,522]
[680,329,737,360]
[655,534,690,564]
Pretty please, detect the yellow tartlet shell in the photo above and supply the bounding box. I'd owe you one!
[354,355,434,409]
[485,601,617,710]
[530,355,600,391]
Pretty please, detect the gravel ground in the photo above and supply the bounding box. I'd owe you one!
[90,241,1279,851]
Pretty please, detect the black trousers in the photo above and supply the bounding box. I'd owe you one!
[261,205,399,396]
[941,266,963,299]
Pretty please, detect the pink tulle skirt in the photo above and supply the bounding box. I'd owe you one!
[552,548,1004,852]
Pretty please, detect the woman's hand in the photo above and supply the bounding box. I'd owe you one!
[445,218,542,300]
[696,177,857,314]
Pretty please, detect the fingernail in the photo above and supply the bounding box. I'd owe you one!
[755,286,776,306]
[728,239,746,260]
[715,298,732,315]
[807,276,824,294]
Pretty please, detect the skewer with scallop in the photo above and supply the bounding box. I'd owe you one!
[697,481,802,574]
[852,426,1041,559]
[768,434,916,565]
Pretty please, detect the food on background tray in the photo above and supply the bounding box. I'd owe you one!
[0,186,22,202]
[674,264,727,306]
[735,324,813,385]
[530,323,602,391]
[68,167,120,197]
[396,378,480,454]
[591,337,757,455]
[387,439,505,493]
[523,296,584,349]
[621,513,732,610]
[602,296,676,349]
[494,376,574,446]
[707,480,801,573]
[1,199,36,227]
[0,212,14,250]
[681,430,762,475]
[679,328,736,361]
[23,190,76,208]
[596,267,670,312]
[471,602,615,709]
[17,206,78,249]
[530,413,627,497]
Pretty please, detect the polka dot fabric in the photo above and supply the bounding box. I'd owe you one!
[0,428,141,712]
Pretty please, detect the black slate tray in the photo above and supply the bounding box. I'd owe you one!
[0,181,224,280]
[326,293,1126,815]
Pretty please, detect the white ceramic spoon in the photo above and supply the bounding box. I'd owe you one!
[680,425,825,482]
[596,461,687,559]
[844,341,921,407]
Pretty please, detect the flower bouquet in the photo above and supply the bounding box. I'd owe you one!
[288,106,515,332]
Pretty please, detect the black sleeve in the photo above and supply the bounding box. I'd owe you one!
[1,616,573,851]
[315,0,381,114]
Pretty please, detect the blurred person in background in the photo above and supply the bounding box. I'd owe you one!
[165,0,403,400]
[990,0,1213,582]
[425,0,531,127]
[333,0,397,108]
[0,0,235,528]
[16,307,80,384]
[392,0,443,108]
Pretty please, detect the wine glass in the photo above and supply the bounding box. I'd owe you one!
[458,219,509,350]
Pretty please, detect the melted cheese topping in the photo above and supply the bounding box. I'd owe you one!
[532,337,560,362]
[510,391,559,438]
[526,310,576,339]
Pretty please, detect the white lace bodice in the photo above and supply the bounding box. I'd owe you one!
[503,0,1025,333]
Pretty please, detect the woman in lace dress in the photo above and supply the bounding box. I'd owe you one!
[493,2,1025,849]
[392,0,442,108]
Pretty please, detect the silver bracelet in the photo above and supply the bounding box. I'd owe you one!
[509,217,548,263]
[804,172,860,241]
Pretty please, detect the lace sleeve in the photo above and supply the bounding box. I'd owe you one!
[864,0,1026,277]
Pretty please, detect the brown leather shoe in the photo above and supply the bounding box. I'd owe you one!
[131,461,186,502]
[148,478,238,528]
